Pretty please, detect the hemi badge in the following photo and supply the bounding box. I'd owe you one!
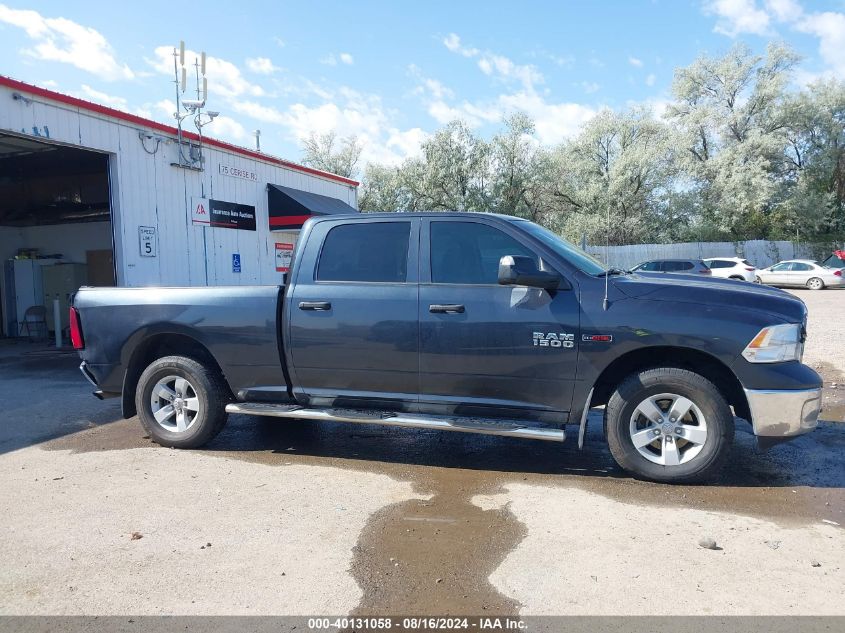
[583,334,613,342]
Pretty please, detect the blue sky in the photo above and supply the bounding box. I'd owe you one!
[1,1,843,168]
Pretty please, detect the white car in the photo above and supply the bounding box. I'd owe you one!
[756,259,845,290]
[702,257,758,282]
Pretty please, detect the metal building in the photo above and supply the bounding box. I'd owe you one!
[0,76,359,338]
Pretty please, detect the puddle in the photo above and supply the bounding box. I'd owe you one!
[349,467,524,615]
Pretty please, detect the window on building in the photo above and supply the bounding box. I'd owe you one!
[317,222,410,283]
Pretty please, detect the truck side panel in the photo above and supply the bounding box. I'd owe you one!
[74,285,288,399]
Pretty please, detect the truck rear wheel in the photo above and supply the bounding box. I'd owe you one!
[135,355,229,448]
[605,367,734,483]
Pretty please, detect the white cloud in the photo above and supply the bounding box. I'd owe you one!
[797,11,845,77]
[497,92,597,145]
[209,115,247,143]
[427,100,472,125]
[77,84,160,120]
[246,57,278,74]
[0,4,133,80]
[549,53,576,68]
[704,0,845,80]
[705,0,771,36]
[79,84,128,109]
[628,56,644,67]
[424,88,597,145]
[385,127,428,159]
[155,99,176,119]
[443,33,543,91]
[765,0,802,22]
[230,87,424,166]
[580,81,600,94]
[410,66,455,101]
[432,35,597,143]
[443,33,478,57]
[149,46,264,98]
[645,73,656,87]
[320,52,354,67]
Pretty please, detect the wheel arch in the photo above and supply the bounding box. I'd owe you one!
[121,332,231,418]
[588,346,750,423]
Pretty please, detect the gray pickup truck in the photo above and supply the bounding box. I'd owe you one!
[72,213,822,482]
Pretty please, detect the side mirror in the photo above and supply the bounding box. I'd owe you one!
[498,255,567,290]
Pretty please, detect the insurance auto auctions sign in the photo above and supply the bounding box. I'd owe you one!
[191,197,256,231]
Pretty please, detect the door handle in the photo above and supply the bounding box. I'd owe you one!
[298,301,332,311]
[429,303,465,314]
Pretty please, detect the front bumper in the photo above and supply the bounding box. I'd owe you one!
[744,387,821,437]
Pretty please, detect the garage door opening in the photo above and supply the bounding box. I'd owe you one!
[0,132,115,339]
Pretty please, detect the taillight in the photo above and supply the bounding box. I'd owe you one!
[69,307,84,350]
[700,269,711,274]
[744,267,755,271]
[835,270,842,277]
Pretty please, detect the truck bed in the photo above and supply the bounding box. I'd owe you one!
[74,285,289,408]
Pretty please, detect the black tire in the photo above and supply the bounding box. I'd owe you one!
[135,355,230,448]
[605,367,734,483]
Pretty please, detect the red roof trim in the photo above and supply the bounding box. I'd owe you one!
[0,75,359,187]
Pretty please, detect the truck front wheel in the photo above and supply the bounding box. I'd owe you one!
[135,355,229,448]
[605,368,734,483]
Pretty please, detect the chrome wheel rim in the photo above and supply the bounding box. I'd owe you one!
[150,375,200,433]
[629,392,707,466]
[808,278,822,290]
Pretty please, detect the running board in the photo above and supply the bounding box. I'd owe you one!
[225,402,565,442]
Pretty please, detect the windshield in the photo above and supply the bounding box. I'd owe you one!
[515,220,608,275]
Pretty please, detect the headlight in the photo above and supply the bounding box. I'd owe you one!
[741,323,803,363]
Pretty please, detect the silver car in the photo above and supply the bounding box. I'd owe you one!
[756,259,845,290]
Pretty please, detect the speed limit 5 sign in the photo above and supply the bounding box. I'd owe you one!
[139,226,157,257]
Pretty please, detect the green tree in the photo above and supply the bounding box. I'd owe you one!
[550,108,677,245]
[301,131,362,179]
[666,42,800,239]
[778,80,845,238]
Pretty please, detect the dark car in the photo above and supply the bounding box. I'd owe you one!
[631,258,712,275]
[72,213,821,484]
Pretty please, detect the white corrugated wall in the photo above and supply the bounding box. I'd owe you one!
[0,81,357,288]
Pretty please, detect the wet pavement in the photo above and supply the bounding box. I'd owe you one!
[42,390,845,614]
[1,340,843,615]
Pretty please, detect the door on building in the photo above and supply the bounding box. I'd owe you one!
[286,217,420,409]
[0,133,116,338]
[418,217,580,422]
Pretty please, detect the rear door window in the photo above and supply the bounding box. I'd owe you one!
[708,260,732,269]
[317,222,411,283]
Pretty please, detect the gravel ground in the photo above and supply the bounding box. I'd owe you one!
[787,288,845,378]
[786,289,845,421]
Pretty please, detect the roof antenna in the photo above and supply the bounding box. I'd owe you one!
[603,204,610,311]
